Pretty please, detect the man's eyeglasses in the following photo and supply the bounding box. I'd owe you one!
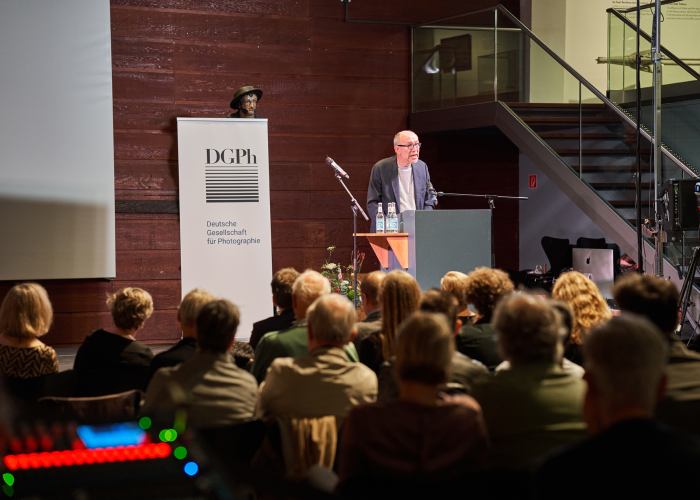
[396,142,422,149]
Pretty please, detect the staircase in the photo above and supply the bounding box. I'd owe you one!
[411,3,700,331]
[509,103,655,227]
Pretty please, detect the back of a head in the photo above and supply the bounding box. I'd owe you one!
[493,292,562,364]
[381,270,421,358]
[108,287,154,331]
[361,270,386,306]
[551,271,610,345]
[0,283,53,339]
[613,273,679,337]
[550,300,574,346]
[178,288,217,326]
[440,271,469,310]
[396,312,454,385]
[584,314,668,412]
[465,267,514,320]
[292,270,331,312]
[271,267,300,310]
[307,293,356,346]
[419,289,459,332]
[196,299,240,353]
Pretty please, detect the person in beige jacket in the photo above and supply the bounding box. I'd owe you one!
[257,293,377,420]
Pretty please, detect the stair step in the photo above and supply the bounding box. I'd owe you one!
[590,182,653,190]
[573,165,640,172]
[520,117,622,127]
[555,148,635,156]
[610,200,653,208]
[509,103,605,109]
[538,131,624,139]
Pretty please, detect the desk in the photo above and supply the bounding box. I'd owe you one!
[355,233,408,269]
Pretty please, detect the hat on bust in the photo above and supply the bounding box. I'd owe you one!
[230,85,263,109]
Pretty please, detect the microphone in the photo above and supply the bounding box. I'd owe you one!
[325,156,350,179]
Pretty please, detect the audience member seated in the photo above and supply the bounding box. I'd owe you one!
[252,270,357,383]
[551,271,611,366]
[353,271,385,347]
[0,283,59,401]
[440,270,475,325]
[496,300,584,378]
[73,287,154,396]
[149,288,216,380]
[536,314,700,499]
[457,267,514,370]
[358,270,420,374]
[337,312,489,496]
[257,293,377,420]
[378,289,489,401]
[613,273,700,434]
[250,267,299,350]
[142,299,257,428]
[473,292,586,470]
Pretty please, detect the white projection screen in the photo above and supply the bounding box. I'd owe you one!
[0,0,115,280]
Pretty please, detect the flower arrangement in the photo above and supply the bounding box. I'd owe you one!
[320,246,365,305]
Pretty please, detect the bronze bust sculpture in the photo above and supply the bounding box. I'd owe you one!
[229,85,263,118]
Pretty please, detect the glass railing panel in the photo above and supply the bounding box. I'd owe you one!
[494,13,524,103]
[622,0,700,74]
[412,11,498,112]
[607,12,654,113]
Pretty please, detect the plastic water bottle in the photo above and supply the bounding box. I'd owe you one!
[387,202,399,233]
[375,204,385,233]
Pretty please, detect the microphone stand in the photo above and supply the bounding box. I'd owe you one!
[331,168,369,308]
[436,191,528,267]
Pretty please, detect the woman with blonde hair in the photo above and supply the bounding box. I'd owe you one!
[551,271,611,365]
[440,270,475,325]
[0,283,59,379]
[359,270,421,374]
[74,287,155,395]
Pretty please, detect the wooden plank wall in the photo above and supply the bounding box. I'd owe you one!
[0,0,520,345]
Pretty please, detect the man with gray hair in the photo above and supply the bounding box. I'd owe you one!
[472,292,586,470]
[536,314,700,499]
[366,130,437,231]
[252,270,358,383]
[257,294,377,419]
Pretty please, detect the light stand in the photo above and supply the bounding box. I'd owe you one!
[330,167,369,308]
[436,191,528,266]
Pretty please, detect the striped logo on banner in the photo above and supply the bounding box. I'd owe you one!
[205,165,259,203]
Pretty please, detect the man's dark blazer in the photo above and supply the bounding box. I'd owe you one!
[148,337,198,380]
[249,308,295,350]
[367,155,437,231]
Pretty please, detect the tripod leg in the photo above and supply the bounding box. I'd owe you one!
[682,247,700,345]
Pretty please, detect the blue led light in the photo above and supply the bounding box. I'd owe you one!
[183,461,199,477]
[77,423,146,449]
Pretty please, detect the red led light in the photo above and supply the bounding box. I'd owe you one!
[2,443,173,471]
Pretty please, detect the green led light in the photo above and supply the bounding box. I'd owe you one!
[1,483,13,497]
[173,446,188,460]
[158,428,178,442]
[1,474,13,487]
[138,416,152,430]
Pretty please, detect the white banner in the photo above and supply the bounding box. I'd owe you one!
[177,118,273,341]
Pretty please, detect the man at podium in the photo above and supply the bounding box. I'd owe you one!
[367,130,437,231]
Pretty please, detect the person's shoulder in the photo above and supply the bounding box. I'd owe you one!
[372,155,396,169]
[269,355,297,372]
